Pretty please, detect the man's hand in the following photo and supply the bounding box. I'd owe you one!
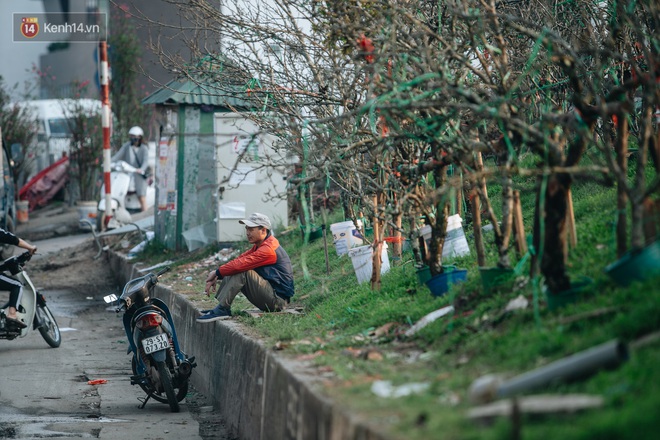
[18,239,37,255]
[204,270,218,297]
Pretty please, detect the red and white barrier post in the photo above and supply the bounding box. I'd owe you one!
[99,41,112,230]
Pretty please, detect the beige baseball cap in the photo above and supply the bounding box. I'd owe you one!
[239,212,271,229]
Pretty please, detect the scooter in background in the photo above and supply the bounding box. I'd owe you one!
[97,160,155,231]
[0,251,61,348]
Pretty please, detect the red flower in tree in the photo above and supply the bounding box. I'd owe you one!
[357,34,375,64]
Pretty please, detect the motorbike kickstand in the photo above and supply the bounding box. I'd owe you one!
[137,394,151,409]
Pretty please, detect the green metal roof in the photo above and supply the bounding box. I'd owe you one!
[142,78,254,108]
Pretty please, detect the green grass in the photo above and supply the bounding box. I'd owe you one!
[133,163,660,440]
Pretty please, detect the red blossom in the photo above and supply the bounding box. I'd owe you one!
[357,34,375,64]
[379,116,389,138]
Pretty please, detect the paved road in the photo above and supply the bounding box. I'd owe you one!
[0,283,204,439]
[30,233,92,258]
[0,232,235,439]
[4,209,234,439]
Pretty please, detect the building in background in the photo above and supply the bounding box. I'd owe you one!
[39,0,213,108]
[38,0,106,99]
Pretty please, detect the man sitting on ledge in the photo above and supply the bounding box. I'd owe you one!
[197,213,295,322]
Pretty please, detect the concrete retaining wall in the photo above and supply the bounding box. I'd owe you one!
[107,251,391,440]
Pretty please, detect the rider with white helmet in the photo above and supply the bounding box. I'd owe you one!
[112,126,150,211]
[128,126,144,138]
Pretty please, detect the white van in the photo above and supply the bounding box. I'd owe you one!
[11,99,102,174]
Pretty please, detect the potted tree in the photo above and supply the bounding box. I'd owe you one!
[417,142,469,297]
[468,147,518,295]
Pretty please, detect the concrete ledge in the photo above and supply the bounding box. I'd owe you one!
[107,250,392,440]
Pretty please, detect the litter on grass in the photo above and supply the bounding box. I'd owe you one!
[405,306,455,337]
[504,294,529,312]
[371,380,430,398]
[127,231,154,259]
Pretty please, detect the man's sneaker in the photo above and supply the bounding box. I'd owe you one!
[199,308,226,314]
[196,307,232,323]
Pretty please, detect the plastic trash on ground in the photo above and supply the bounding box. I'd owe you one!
[127,231,154,259]
[405,306,455,337]
[371,380,430,398]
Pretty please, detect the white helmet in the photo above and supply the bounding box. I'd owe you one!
[128,126,144,137]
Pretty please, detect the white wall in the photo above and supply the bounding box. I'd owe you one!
[214,112,288,241]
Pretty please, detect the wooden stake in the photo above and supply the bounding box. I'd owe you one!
[473,151,492,264]
[512,190,527,255]
[457,174,463,217]
[566,188,577,249]
[471,191,486,267]
[475,152,488,199]
[371,195,382,290]
[372,195,381,243]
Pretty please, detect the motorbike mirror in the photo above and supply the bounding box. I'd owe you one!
[103,294,118,304]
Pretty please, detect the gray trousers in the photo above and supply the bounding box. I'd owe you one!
[215,270,287,312]
[131,174,148,197]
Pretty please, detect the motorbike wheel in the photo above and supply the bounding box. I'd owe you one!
[132,356,165,403]
[156,361,180,413]
[36,304,61,348]
[176,377,189,402]
[131,356,188,404]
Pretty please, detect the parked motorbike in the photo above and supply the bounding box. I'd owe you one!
[104,266,196,412]
[97,160,155,231]
[0,251,61,348]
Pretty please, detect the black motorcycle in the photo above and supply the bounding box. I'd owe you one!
[0,251,61,348]
[104,266,196,412]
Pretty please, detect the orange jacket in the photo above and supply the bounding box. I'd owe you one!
[218,234,295,299]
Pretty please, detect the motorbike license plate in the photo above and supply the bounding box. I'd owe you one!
[141,334,170,354]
